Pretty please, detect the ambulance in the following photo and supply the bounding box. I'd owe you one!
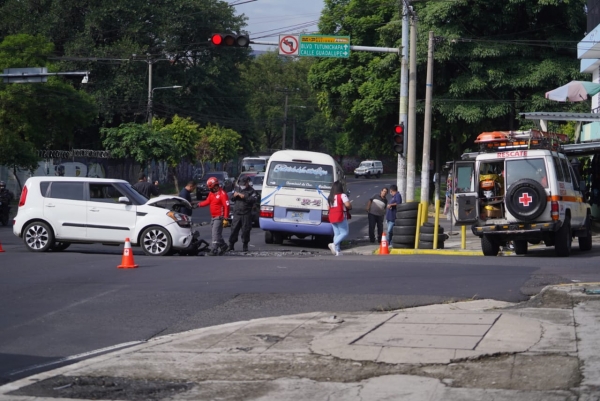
[450,129,592,257]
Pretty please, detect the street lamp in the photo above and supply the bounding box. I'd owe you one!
[147,85,183,125]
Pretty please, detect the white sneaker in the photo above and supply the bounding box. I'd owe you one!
[328,243,336,255]
[336,251,343,256]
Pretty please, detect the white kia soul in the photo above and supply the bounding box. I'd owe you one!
[13,177,193,256]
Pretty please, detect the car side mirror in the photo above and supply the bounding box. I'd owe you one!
[118,196,131,204]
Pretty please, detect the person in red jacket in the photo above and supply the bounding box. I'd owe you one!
[198,177,230,256]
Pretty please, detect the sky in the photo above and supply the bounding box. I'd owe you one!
[232,0,325,48]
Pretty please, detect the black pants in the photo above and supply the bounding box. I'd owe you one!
[229,213,253,245]
[368,213,384,243]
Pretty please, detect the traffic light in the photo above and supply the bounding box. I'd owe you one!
[393,123,405,154]
[209,33,250,47]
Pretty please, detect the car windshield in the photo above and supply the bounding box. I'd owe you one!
[359,162,371,167]
[251,175,264,185]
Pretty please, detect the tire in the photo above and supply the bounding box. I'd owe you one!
[376,173,381,178]
[366,172,371,179]
[579,215,593,252]
[265,231,274,244]
[417,241,444,249]
[355,175,359,179]
[420,224,444,234]
[481,234,499,256]
[392,235,416,244]
[419,233,447,243]
[395,218,417,226]
[396,210,418,219]
[513,240,528,255]
[393,226,416,235]
[23,221,54,252]
[140,226,173,256]
[397,202,419,212]
[390,242,414,249]
[50,242,71,252]
[554,217,572,257]
[273,232,284,244]
[505,179,547,222]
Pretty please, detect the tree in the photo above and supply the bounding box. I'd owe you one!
[196,123,241,173]
[154,115,202,192]
[101,123,175,179]
[0,34,96,190]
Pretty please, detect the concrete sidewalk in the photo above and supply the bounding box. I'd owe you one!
[1,284,600,400]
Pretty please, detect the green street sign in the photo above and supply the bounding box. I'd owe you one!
[298,35,350,58]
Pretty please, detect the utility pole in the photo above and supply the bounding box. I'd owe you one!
[406,14,418,202]
[147,57,153,125]
[282,92,289,149]
[420,31,434,209]
[398,0,410,202]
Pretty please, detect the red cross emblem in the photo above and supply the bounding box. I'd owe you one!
[519,192,533,207]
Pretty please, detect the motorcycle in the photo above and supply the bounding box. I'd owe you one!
[0,198,10,226]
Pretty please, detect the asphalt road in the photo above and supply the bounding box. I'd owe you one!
[1,176,599,384]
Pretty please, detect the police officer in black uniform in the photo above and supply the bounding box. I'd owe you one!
[228,176,258,252]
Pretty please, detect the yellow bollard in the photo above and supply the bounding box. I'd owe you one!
[433,200,440,249]
[421,201,429,225]
[461,225,466,249]
[415,203,423,249]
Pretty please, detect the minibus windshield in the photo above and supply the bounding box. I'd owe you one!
[266,161,334,190]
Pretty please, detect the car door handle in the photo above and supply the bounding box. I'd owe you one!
[45,204,55,208]
[89,208,100,212]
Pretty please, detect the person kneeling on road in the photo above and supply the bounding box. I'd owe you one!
[228,176,258,252]
[198,177,230,256]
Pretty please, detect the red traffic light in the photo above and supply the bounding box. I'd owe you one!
[210,33,250,47]
[394,124,404,135]
[393,123,405,154]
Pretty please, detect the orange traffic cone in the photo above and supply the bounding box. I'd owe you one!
[117,238,138,269]
[379,232,390,255]
[0,240,4,253]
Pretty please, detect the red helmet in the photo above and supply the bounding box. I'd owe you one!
[206,177,219,189]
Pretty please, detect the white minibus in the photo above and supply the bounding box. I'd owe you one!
[259,150,346,245]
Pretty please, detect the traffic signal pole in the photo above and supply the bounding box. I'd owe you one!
[406,14,417,202]
[420,31,434,210]
[398,0,410,203]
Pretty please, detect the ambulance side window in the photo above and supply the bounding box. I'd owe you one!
[560,158,571,183]
[553,157,565,182]
[456,164,474,193]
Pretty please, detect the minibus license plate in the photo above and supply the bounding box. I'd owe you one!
[291,212,304,219]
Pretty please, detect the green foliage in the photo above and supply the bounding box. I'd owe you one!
[101,123,175,169]
[0,34,96,172]
[196,123,241,166]
[155,115,201,167]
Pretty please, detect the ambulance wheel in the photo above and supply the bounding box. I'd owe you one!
[481,235,499,256]
[505,179,546,221]
[579,215,593,252]
[265,231,274,244]
[554,216,572,257]
[513,240,528,255]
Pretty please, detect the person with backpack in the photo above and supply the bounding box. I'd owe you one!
[327,180,352,256]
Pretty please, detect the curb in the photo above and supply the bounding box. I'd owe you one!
[377,249,483,256]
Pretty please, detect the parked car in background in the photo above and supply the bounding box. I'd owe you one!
[195,171,234,200]
[354,160,383,178]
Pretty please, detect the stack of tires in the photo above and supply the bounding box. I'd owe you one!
[391,203,447,249]
[391,203,419,249]
[418,222,447,249]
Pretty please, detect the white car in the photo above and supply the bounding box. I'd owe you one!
[354,160,383,178]
[13,177,194,256]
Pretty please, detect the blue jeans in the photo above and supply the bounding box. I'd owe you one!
[387,220,395,243]
[332,219,349,252]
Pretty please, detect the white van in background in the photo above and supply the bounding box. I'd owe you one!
[259,150,346,245]
[354,160,383,178]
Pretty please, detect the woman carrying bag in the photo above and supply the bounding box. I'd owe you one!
[327,180,352,256]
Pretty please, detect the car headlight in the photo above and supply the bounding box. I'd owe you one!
[167,211,191,227]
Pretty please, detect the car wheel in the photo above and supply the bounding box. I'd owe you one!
[554,217,572,257]
[505,179,546,221]
[579,214,593,252]
[513,240,528,255]
[265,231,274,244]
[481,234,499,256]
[23,221,54,252]
[141,226,172,256]
[50,242,71,252]
[376,173,381,178]
[355,175,359,179]
[366,172,371,179]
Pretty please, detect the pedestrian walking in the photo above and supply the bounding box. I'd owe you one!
[132,173,160,199]
[198,177,230,256]
[178,180,196,216]
[366,187,388,243]
[228,176,258,252]
[327,180,352,256]
[385,185,402,244]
